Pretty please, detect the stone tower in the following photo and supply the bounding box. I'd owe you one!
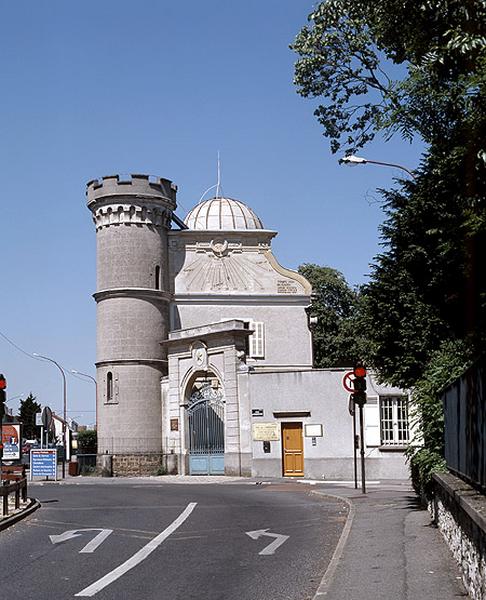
[86,174,177,472]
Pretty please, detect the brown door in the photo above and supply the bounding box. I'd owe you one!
[282,422,304,477]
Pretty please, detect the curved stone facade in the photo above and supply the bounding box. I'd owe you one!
[87,173,176,458]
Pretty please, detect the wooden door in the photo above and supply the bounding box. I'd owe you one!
[282,422,304,477]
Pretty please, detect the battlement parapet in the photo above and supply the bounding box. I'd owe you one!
[92,202,173,230]
[87,174,177,210]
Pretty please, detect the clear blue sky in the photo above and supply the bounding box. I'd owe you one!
[1,1,423,425]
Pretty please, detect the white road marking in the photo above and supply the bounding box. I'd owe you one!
[49,529,113,554]
[75,502,197,597]
[245,529,289,555]
[79,529,113,553]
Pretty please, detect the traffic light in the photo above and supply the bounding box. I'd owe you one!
[352,363,367,405]
[0,374,5,460]
[0,374,6,418]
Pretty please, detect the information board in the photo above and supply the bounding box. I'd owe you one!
[31,449,57,480]
[252,422,280,441]
[304,424,323,437]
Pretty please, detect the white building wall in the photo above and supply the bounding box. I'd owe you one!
[174,302,312,367]
[247,369,409,480]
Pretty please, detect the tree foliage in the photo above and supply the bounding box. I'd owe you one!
[294,1,486,387]
[18,393,41,440]
[357,148,484,388]
[299,264,359,367]
[408,339,473,497]
[294,1,486,495]
[77,429,97,454]
[293,0,486,155]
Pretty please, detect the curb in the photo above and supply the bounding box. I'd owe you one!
[0,498,41,532]
[310,490,356,599]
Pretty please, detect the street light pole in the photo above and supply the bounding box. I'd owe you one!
[71,370,97,430]
[33,353,67,478]
[71,370,96,385]
[340,154,416,180]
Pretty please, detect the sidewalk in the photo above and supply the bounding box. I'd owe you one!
[311,480,469,599]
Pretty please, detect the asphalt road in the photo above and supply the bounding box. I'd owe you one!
[0,481,347,600]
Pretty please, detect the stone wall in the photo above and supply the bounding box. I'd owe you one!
[111,453,165,477]
[433,472,486,600]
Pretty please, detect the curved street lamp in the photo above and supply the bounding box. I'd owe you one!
[71,370,98,430]
[340,154,416,180]
[33,353,67,478]
[71,370,96,385]
[6,393,24,404]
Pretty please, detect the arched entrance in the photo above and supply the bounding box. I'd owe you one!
[186,376,225,475]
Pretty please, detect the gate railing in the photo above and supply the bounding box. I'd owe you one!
[188,397,224,455]
[443,355,486,491]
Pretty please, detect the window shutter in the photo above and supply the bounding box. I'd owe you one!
[364,399,380,447]
[250,321,265,358]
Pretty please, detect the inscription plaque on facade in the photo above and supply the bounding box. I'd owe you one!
[252,422,280,441]
[304,423,323,437]
[170,418,179,432]
[277,279,298,294]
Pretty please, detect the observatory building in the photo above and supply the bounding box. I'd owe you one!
[87,173,409,478]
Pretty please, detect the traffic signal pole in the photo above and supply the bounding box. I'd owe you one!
[0,375,6,469]
[352,408,358,489]
[352,363,367,494]
[358,402,366,494]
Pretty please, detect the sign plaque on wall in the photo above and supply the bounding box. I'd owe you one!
[304,424,323,437]
[170,418,179,432]
[252,422,280,441]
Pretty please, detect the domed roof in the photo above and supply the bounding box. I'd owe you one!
[184,197,264,230]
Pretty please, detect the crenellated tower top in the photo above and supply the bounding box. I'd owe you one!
[86,173,178,231]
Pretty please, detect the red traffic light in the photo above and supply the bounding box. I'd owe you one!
[353,364,366,378]
[0,374,6,390]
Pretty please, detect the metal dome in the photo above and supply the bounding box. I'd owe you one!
[184,197,264,230]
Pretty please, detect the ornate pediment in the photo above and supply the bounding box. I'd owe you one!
[178,239,309,295]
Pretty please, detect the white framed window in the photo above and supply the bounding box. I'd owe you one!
[379,396,409,446]
[222,318,265,359]
[249,321,265,358]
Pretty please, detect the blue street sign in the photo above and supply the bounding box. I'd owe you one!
[31,449,57,479]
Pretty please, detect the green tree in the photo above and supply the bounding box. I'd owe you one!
[293,1,486,386]
[77,429,97,454]
[407,339,473,497]
[299,263,359,366]
[293,1,486,496]
[18,393,41,440]
[292,0,486,155]
[357,149,480,388]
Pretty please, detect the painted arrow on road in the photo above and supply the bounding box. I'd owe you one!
[245,529,289,555]
[49,529,113,553]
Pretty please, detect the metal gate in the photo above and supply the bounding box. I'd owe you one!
[187,383,225,475]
